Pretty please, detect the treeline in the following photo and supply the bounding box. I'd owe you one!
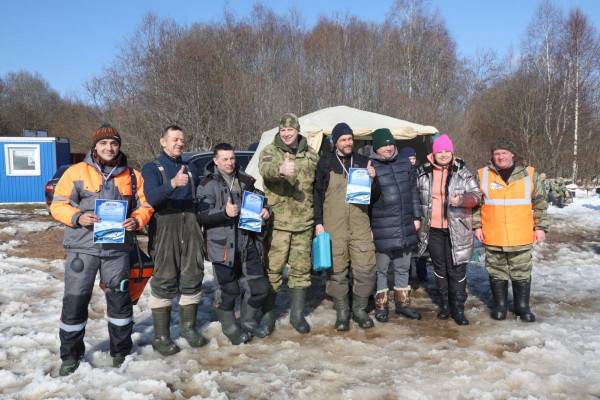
[1,0,599,181]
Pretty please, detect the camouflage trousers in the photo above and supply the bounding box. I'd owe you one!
[265,228,312,291]
[485,247,533,281]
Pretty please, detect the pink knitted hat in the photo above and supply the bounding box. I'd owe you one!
[432,134,454,154]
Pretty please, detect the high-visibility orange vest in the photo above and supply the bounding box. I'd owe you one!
[478,166,535,246]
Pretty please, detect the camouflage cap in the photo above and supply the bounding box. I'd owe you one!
[491,137,516,155]
[279,113,300,131]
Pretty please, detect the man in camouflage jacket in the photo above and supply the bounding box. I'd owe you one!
[258,113,319,334]
[473,138,548,323]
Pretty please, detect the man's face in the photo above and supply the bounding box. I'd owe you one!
[279,127,299,147]
[214,150,236,175]
[160,129,185,158]
[94,139,120,163]
[434,150,453,166]
[376,143,396,159]
[492,149,514,170]
[335,135,353,156]
[408,155,417,166]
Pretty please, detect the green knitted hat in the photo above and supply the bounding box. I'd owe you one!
[491,137,516,155]
[372,128,395,151]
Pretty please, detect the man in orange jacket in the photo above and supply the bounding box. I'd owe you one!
[50,125,153,376]
[473,138,548,322]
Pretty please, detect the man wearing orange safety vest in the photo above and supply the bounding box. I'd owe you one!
[473,138,548,322]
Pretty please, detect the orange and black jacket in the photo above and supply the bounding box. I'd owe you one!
[50,152,153,255]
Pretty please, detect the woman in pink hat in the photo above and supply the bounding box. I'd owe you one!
[415,134,481,325]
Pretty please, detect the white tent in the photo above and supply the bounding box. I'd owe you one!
[245,105,438,190]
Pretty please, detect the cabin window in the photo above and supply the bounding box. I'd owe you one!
[4,144,41,176]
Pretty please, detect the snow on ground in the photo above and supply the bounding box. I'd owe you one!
[1,198,600,399]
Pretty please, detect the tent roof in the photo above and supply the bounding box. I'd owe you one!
[245,105,438,190]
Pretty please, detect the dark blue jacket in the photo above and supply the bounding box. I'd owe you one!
[141,152,201,212]
[370,149,421,253]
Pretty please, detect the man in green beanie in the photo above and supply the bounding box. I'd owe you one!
[367,128,422,322]
[258,113,319,335]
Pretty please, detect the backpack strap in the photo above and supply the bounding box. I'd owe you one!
[128,167,137,217]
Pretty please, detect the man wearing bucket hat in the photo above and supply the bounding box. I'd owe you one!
[473,138,548,322]
[367,128,422,322]
[50,124,153,375]
[259,113,319,334]
[313,122,376,331]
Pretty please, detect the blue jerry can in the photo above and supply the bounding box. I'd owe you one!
[312,232,332,271]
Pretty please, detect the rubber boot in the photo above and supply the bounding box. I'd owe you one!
[512,279,536,322]
[215,308,251,345]
[240,300,270,338]
[289,288,311,334]
[352,295,374,329]
[437,298,450,320]
[374,290,389,322]
[489,278,508,320]
[179,304,209,348]
[450,276,469,325]
[258,292,277,337]
[394,288,421,320]
[152,307,181,356]
[112,355,126,368]
[59,358,80,376]
[333,295,350,331]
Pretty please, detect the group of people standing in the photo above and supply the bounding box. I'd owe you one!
[50,115,548,376]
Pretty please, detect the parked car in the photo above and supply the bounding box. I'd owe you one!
[183,150,255,177]
[44,165,70,207]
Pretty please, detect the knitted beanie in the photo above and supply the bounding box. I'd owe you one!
[432,134,454,154]
[331,122,353,145]
[372,128,395,151]
[92,124,121,147]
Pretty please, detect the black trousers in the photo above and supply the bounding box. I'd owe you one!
[213,242,269,311]
[427,228,467,309]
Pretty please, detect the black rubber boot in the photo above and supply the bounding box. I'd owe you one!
[333,295,350,331]
[258,292,277,337]
[437,299,451,320]
[374,291,389,322]
[394,289,421,320]
[179,304,209,348]
[215,308,251,345]
[289,288,311,334]
[112,355,126,368]
[450,276,469,325]
[512,279,536,322]
[352,295,374,329]
[152,307,181,356]
[240,300,270,338]
[489,278,508,320]
[59,358,80,376]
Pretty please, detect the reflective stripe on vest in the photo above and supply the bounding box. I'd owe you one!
[481,166,532,206]
[479,166,535,246]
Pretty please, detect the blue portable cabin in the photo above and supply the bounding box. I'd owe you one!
[0,137,70,203]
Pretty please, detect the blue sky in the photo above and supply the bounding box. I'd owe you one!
[1,0,599,98]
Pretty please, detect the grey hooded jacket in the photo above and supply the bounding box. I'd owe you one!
[416,157,481,265]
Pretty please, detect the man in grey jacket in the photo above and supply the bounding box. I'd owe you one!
[197,143,271,344]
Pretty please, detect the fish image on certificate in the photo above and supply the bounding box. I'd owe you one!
[239,191,264,233]
[93,199,128,244]
[346,168,372,205]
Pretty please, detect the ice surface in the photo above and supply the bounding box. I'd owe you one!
[1,197,599,399]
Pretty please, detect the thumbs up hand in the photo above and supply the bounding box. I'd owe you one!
[279,152,295,177]
[171,165,189,188]
[367,160,376,178]
[225,195,239,217]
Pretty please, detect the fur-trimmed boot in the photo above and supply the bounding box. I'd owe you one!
[374,290,389,322]
[394,287,421,320]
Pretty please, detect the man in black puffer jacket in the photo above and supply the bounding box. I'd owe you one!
[367,128,422,321]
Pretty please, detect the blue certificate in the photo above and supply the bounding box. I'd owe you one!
[346,168,372,205]
[239,191,264,233]
[93,199,128,244]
